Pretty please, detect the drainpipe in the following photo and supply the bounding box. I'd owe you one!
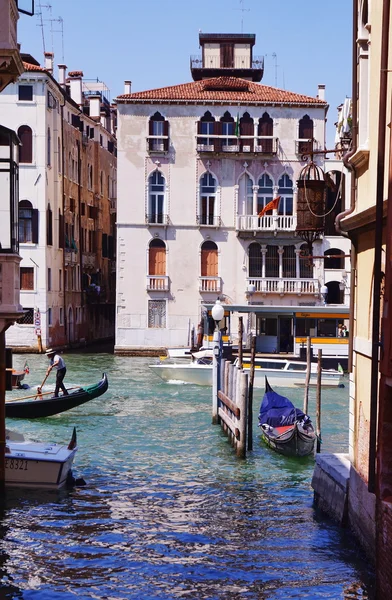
[334,0,358,374]
[368,0,390,494]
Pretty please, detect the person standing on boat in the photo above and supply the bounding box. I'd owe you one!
[45,349,69,397]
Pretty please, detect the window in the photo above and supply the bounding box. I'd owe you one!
[299,244,313,279]
[239,112,254,152]
[197,111,216,147]
[265,245,279,278]
[318,319,338,337]
[324,248,345,269]
[201,241,218,282]
[298,115,314,154]
[18,126,33,163]
[282,245,296,278]
[277,174,293,215]
[149,239,166,275]
[47,128,51,166]
[258,113,273,153]
[59,269,62,291]
[18,85,33,101]
[220,111,235,146]
[148,300,166,328]
[59,307,64,325]
[48,268,52,291]
[100,171,103,195]
[88,165,93,189]
[47,204,53,246]
[57,137,61,173]
[48,307,52,326]
[258,318,277,336]
[248,243,262,277]
[102,233,108,258]
[19,200,38,243]
[199,172,217,225]
[257,174,273,215]
[238,173,253,215]
[148,112,169,152]
[20,267,34,290]
[17,307,34,324]
[148,171,165,223]
[296,318,316,337]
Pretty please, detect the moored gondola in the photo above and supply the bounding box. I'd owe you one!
[258,378,316,457]
[6,373,108,419]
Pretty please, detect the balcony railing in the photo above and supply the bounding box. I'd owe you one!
[146,137,169,153]
[236,214,296,232]
[82,252,96,267]
[196,215,222,227]
[196,135,278,155]
[109,197,116,214]
[146,213,169,226]
[147,275,170,291]
[199,276,222,293]
[190,55,264,70]
[246,277,319,295]
[64,249,78,265]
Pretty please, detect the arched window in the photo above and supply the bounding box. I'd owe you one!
[282,245,296,278]
[199,172,217,225]
[249,242,262,277]
[220,111,235,147]
[149,238,166,275]
[257,112,273,153]
[238,173,253,215]
[18,125,32,163]
[299,243,313,278]
[266,245,279,278]
[326,280,344,305]
[257,174,273,215]
[148,112,169,152]
[19,200,38,243]
[148,171,165,224]
[201,241,218,291]
[240,112,254,151]
[277,174,293,215]
[324,248,345,270]
[47,127,51,166]
[197,111,216,148]
[298,115,313,154]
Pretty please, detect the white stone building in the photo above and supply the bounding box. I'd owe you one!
[115,33,351,359]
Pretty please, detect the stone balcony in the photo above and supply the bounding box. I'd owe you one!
[247,277,319,296]
[237,214,296,234]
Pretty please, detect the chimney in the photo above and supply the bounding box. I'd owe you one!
[89,94,101,118]
[318,84,325,101]
[124,80,132,94]
[44,52,54,74]
[68,70,84,105]
[58,64,67,87]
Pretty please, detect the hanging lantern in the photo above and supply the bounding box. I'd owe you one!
[296,161,327,260]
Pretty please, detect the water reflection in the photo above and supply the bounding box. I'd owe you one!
[0,353,374,599]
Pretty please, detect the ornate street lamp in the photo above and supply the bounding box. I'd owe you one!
[211,298,225,330]
[320,284,328,305]
[211,299,225,422]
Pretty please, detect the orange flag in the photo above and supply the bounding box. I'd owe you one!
[258,196,281,218]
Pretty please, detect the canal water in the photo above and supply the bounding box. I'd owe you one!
[1,353,375,599]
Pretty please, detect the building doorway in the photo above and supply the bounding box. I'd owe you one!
[279,317,293,353]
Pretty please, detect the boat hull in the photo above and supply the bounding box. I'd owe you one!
[149,364,342,388]
[260,423,316,457]
[5,430,77,488]
[6,373,108,419]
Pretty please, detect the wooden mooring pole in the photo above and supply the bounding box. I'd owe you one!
[303,336,311,413]
[316,349,322,453]
[247,335,256,451]
[238,317,243,370]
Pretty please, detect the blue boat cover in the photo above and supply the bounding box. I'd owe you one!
[258,386,307,427]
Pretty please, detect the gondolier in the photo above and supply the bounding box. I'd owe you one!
[46,349,69,398]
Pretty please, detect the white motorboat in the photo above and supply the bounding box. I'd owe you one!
[4,428,78,489]
[149,353,344,388]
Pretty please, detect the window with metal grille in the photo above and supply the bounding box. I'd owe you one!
[148,300,166,328]
[248,243,262,277]
[17,308,34,324]
[282,245,296,277]
[265,245,279,278]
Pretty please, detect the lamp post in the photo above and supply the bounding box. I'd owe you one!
[211,299,224,424]
[320,284,328,306]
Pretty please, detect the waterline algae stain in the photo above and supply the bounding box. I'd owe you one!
[1,353,374,598]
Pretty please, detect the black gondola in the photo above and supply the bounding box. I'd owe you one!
[258,378,316,457]
[6,373,108,419]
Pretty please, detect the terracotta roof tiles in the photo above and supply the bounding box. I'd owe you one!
[23,61,47,72]
[116,76,326,106]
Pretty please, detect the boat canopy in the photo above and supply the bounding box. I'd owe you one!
[258,383,307,427]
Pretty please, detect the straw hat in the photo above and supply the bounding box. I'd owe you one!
[45,348,56,356]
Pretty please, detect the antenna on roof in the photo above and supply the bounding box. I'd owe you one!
[234,0,250,33]
[49,16,65,63]
[36,0,51,54]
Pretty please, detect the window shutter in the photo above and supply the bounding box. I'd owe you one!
[58,212,64,248]
[102,233,108,258]
[47,207,53,246]
[214,121,222,151]
[163,120,169,152]
[108,235,114,259]
[149,119,154,135]
[32,209,39,243]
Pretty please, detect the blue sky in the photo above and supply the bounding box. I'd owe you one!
[17,0,352,147]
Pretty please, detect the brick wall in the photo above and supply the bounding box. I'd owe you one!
[377,500,392,597]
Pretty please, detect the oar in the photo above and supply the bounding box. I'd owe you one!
[7,386,79,403]
[35,372,50,400]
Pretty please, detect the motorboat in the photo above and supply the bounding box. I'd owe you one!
[149,353,343,388]
[4,428,78,489]
[6,373,108,419]
[258,378,316,457]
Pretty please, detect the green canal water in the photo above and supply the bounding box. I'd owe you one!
[1,352,375,599]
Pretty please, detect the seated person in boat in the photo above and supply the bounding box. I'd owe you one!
[46,349,69,397]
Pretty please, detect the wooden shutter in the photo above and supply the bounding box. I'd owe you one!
[163,120,169,152]
[59,212,64,248]
[201,248,218,277]
[149,246,166,275]
[18,126,33,163]
[32,208,39,243]
[47,207,53,246]
[214,121,222,151]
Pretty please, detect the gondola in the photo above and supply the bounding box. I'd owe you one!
[258,378,316,457]
[6,373,108,419]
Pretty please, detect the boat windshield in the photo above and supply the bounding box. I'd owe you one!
[286,363,307,371]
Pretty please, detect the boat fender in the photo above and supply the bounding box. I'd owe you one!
[338,383,345,388]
